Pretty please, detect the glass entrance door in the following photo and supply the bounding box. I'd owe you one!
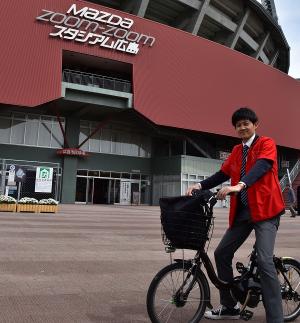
[87,177,94,204]
[75,177,88,203]
[131,181,140,204]
[120,179,140,205]
[76,173,146,205]
[108,179,120,204]
[93,178,109,204]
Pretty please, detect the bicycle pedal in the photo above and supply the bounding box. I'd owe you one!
[240,310,253,321]
[165,246,176,253]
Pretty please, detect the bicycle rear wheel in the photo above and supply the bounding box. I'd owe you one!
[146,262,209,323]
[279,258,300,322]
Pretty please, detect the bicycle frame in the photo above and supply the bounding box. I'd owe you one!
[148,192,300,322]
[173,245,300,319]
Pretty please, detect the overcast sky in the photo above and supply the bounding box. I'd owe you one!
[273,0,300,79]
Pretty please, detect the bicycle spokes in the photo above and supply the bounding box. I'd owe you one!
[279,261,300,321]
[147,264,208,323]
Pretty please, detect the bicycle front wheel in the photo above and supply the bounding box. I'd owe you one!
[279,258,300,322]
[147,262,209,323]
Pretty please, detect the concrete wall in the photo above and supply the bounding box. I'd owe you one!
[181,155,223,176]
[0,145,224,205]
[152,155,182,174]
[78,153,151,174]
[0,144,61,164]
[152,155,225,205]
[152,174,181,204]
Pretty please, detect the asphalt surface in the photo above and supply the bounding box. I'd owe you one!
[0,205,299,323]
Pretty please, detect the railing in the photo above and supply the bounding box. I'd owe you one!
[280,159,300,191]
[62,69,132,93]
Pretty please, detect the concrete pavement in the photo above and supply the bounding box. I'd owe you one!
[0,205,299,323]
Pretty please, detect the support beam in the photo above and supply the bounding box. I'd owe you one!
[176,0,201,11]
[55,106,69,148]
[186,0,211,35]
[227,8,250,49]
[136,0,150,17]
[212,0,239,17]
[60,116,80,203]
[260,51,270,64]
[77,118,109,149]
[184,136,212,158]
[240,30,259,51]
[206,6,237,32]
[254,32,270,59]
[270,50,279,66]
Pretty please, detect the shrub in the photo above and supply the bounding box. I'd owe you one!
[0,195,17,204]
[39,198,59,205]
[18,197,39,204]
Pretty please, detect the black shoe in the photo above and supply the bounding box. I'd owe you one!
[204,305,240,320]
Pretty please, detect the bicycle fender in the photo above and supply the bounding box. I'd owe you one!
[281,257,300,266]
[281,256,298,261]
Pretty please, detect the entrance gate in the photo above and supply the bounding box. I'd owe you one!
[75,171,150,205]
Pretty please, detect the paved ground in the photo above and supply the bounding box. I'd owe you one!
[0,205,299,323]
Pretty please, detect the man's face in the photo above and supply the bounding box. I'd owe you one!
[235,119,258,142]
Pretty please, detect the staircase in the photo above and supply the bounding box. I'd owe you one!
[280,160,300,208]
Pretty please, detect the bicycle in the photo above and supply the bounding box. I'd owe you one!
[146,190,300,322]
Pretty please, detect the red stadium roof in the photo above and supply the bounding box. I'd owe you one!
[0,0,299,149]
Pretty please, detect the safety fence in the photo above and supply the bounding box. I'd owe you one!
[62,69,132,93]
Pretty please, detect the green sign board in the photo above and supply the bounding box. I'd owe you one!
[35,167,53,193]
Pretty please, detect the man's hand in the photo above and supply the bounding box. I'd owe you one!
[186,183,201,196]
[216,183,244,200]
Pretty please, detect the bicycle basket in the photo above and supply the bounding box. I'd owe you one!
[159,192,213,250]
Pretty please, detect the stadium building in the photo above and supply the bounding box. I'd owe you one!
[0,0,299,206]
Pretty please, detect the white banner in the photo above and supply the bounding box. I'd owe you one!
[120,181,131,204]
[8,165,16,185]
[35,167,53,193]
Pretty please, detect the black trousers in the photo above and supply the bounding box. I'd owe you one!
[214,216,283,323]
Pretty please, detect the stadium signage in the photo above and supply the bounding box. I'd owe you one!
[36,4,156,55]
[56,148,89,157]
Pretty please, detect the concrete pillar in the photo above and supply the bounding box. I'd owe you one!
[270,50,279,66]
[0,159,5,195]
[227,8,250,49]
[186,0,211,35]
[254,32,270,59]
[60,116,80,203]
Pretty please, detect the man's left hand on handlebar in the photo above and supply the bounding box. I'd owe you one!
[186,183,201,196]
[186,182,245,199]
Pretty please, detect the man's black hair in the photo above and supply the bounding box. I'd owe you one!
[231,107,258,127]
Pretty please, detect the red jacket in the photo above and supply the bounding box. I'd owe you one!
[221,136,285,227]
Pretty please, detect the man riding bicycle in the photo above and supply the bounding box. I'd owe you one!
[187,107,285,323]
